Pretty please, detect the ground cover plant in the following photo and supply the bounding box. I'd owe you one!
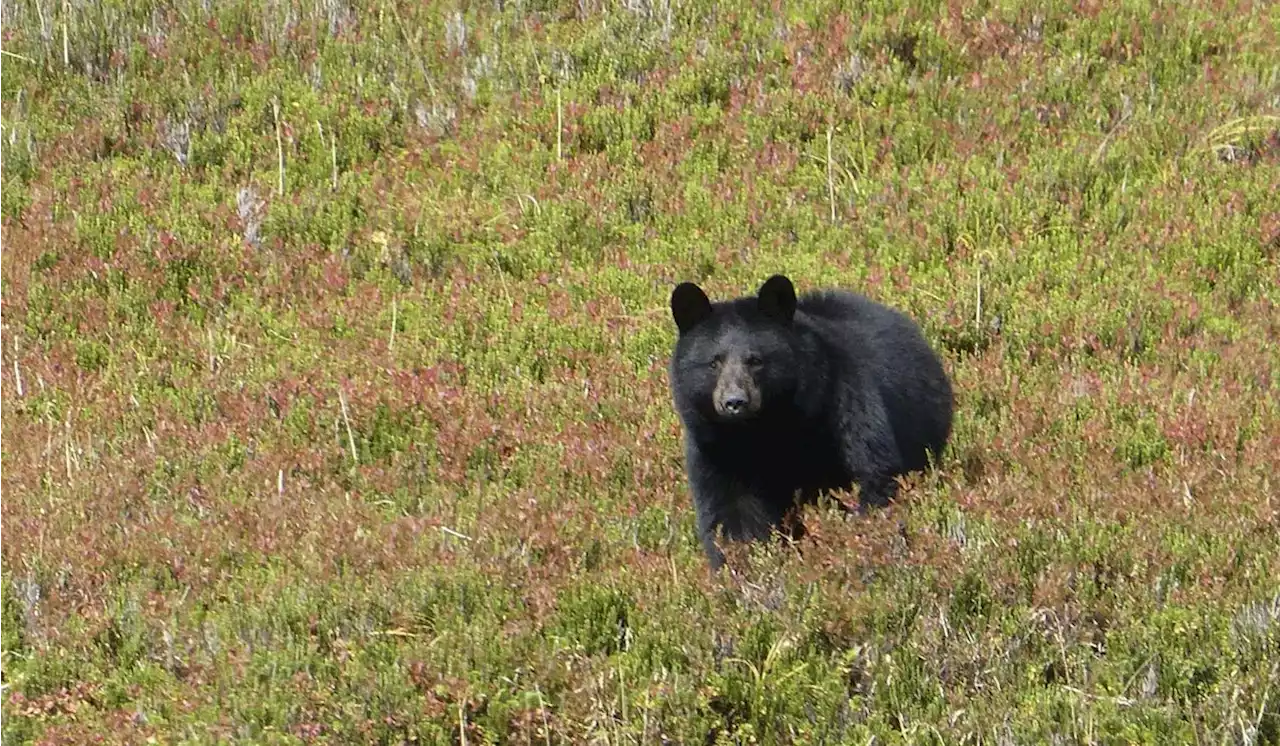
[1,0,1278,742]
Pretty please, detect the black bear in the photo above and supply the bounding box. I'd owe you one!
[668,274,954,570]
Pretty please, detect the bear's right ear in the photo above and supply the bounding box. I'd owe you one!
[671,282,713,334]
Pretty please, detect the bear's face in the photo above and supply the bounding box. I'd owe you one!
[669,276,801,425]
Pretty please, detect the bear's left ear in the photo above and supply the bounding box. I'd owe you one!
[671,282,713,334]
[757,274,796,323]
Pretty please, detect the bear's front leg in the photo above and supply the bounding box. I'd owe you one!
[685,444,779,570]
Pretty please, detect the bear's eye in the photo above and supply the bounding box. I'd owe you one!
[746,354,763,368]
[709,358,722,371]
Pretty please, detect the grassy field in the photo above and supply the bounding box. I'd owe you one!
[2,0,1279,742]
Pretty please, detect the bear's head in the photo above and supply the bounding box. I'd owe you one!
[668,275,800,424]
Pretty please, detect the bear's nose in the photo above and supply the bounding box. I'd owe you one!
[722,395,748,414]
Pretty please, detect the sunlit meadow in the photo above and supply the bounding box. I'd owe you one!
[2,0,1278,743]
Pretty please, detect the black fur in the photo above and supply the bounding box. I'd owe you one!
[668,274,954,570]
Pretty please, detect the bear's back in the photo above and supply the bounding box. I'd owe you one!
[797,288,953,464]
[797,289,907,326]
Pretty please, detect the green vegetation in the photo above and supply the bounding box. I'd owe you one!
[2,0,1278,742]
